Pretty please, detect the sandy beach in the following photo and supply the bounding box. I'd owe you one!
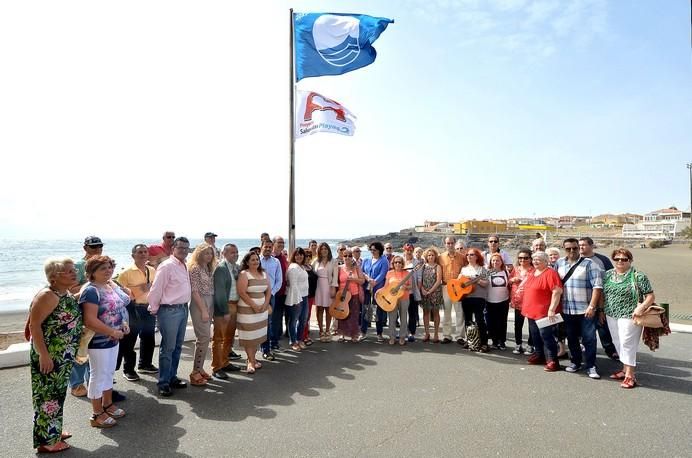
[2,243,690,349]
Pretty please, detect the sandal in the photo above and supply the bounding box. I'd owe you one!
[37,441,71,453]
[90,411,117,428]
[189,372,208,386]
[423,334,430,342]
[291,343,302,351]
[60,432,72,441]
[389,338,395,345]
[254,361,262,369]
[246,364,256,374]
[620,376,637,389]
[609,370,626,380]
[304,338,313,346]
[399,340,406,346]
[199,370,212,380]
[104,403,125,419]
[298,341,307,349]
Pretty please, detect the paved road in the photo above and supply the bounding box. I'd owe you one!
[2,331,691,457]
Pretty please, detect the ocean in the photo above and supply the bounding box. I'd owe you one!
[0,238,349,313]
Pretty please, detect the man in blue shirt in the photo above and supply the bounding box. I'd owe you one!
[260,240,282,360]
[556,238,603,379]
[579,237,619,360]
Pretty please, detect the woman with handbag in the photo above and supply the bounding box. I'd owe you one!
[29,258,83,453]
[602,248,655,389]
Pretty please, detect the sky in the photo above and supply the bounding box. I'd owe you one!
[0,0,690,241]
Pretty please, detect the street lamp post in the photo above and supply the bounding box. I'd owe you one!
[687,163,692,221]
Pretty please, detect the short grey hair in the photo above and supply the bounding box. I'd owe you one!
[546,247,561,257]
[531,251,549,263]
[44,257,74,283]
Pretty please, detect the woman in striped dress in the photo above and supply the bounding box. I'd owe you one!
[236,252,271,374]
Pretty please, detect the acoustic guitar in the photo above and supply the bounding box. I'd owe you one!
[329,275,355,320]
[375,264,423,312]
[446,271,488,302]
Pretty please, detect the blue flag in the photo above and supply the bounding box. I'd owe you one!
[294,12,393,81]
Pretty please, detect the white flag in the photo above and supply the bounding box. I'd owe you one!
[295,90,356,138]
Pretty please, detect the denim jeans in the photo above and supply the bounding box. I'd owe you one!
[156,304,188,388]
[407,295,419,335]
[286,300,303,344]
[514,309,534,347]
[271,294,286,347]
[69,361,90,388]
[261,295,275,354]
[296,296,309,342]
[528,319,557,360]
[596,315,617,355]
[564,313,597,369]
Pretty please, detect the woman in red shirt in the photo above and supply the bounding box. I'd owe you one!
[521,251,563,372]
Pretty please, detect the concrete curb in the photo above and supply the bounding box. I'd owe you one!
[2,321,691,370]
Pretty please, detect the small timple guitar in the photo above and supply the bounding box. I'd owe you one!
[375,264,423,312]
[329,275,354,320]
[447,272,488,302]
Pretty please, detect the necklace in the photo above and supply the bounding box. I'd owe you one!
[48,286,68,297]
[611,268,631,283]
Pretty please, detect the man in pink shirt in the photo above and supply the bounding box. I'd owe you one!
[148,236,191,397]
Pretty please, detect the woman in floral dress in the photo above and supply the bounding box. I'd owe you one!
[29,258,83,453]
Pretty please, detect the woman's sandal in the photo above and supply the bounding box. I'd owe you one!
[189,372,208,386]
[90,411,117,428]
[620,376,637,389]
[254,361,262,369]
[399,340,406,346]
[246,364,256,374]
[199,370,212,380]
[60,432,72,441]
[423,335,430,343]
[609,370,626,380]
[304,338,313,346]
[103,403,125,419]
[37,441,71,453]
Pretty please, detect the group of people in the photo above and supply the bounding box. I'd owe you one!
[28,231,661,453]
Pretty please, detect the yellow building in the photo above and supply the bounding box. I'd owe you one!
[454,220,508,234]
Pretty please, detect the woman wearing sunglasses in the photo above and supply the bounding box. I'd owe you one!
[509,248,535,355]
[602,248,655,389]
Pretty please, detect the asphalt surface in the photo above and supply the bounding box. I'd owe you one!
[1,330,691,457]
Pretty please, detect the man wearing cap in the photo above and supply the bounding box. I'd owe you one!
[148,231,176,268]
[68,236,103,397]
[204,232,220,259]
[114,244,158,381]
[148,236,192,397]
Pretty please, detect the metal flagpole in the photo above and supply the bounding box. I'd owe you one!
[288,8,296,254]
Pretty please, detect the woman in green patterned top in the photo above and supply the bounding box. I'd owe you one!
[602,248,655,389]
[29,258,83,453]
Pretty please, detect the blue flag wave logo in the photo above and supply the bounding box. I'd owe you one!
[294,12,393,81]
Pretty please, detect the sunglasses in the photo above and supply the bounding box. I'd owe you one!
[488,240,498,243]
[518,256,530,260]
[466,253,476,257]
[613,257,630,262]
[393,261,403,264]
[344,254,353,258]
[565,247,579,251]
[164,236,175,239]
[385,247,393,250]
[88,245,104,249]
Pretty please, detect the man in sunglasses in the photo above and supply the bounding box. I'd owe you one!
[483,235,513,272]
[148,231,176,268]
[578,237,619,360]
[556,238,603,379]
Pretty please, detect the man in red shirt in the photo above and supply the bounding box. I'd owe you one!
[148,231,175,268]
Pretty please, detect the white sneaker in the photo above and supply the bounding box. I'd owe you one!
[565,363,581,373]
[587,367,601,379]
[512,345,523,355]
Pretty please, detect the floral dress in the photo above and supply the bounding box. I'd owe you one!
[30,292,82,448]
[420,264,443,310]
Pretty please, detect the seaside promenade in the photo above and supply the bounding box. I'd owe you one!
[2,329,691,457]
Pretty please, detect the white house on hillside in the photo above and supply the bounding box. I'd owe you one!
[622,207,690,240]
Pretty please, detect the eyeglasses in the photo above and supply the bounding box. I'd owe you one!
[565,247,578,251]
[385,247,393,250]
[338,247,346,251]
[344,254,353,258]
[164,236,175,239]
[613,257,630,262]
[393,261,403,264]
[518,256,530,260]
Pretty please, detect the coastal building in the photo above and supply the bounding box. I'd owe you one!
[415,221,453,233]
[591,214,628,228]
[453,220,507,235]
[622,207,691,240]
